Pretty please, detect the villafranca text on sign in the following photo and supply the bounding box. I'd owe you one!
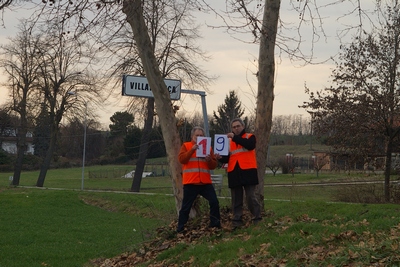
[129,82,178,94]
[122,75,181,100]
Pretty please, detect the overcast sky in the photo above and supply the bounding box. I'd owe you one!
[0,1,378,127]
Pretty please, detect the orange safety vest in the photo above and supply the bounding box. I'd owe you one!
[181,142,212,185]
[227,133,257,172]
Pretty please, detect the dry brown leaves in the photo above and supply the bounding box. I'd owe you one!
[89,213,400,267]
[89,208,234,267]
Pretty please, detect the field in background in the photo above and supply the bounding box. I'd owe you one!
[0,161,389,203]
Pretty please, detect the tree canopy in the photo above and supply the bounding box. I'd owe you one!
[109,111,134,137]
[302,3,400,202]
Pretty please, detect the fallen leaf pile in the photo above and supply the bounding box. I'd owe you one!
[89,207,245,267]
[88,210,400,267]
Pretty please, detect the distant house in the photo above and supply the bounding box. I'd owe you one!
[312,151,389,172]
[312,151,332,171]
[0,129,34,155]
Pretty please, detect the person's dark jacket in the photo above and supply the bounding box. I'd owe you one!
[219,129,259,188]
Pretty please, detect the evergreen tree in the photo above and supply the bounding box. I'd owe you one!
[109,111,134,137]
[210,90,247,134]
[107,111,134,159]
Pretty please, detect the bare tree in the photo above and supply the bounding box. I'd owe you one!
[312,154,329,178]
[0,0,380,206]
[0,0,12,10]
[120,0,185,212]
[32,20,102,187]
[266,157,280,176]
[119,1,214,192]
[270,115,311,137]
[1,14,105,186]
[0,0,214,211]
[197,0,382,208]
[302,3,400,202]
[246,0,278,206]
[0,23,39,186]
[30,0,215,194]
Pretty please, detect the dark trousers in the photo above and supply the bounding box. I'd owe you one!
[177,184,221,232]
[231,184,261,225]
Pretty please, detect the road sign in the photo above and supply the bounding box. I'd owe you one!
[122,75,181,100]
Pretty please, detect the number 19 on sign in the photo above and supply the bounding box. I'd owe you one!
[196,137,211,157]
[214,134,229,156]
[196,135,229,157]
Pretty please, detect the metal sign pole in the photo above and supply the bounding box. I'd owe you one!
[181,89,209,137]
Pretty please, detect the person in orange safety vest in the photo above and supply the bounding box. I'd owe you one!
[177,126,221,233]
[216,118,261,228]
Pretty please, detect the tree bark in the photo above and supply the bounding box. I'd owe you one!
[36,98,65,187]
[131,98,154,192]
[123,0,183,213]
[12,122,27,186]
[384,139,392,202]
[36,122,58,187]
[12,86,29,186]
[254,0,281,208]
[12,90,28,186]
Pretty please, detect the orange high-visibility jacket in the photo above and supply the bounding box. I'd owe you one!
[227,133,257,172]
[181,142,213,185]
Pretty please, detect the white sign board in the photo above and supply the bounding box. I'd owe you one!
[122,75,181,100]
[196,137,211,158]
[213,134,229,156]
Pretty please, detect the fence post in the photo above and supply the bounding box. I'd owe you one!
[211,174,223,196]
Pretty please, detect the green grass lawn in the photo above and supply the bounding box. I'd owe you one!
[137,199,400,267]
[0,187,176,267]
[1,165,400,266]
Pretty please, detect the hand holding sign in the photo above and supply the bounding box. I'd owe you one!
[195,135,229,157]
[196,137,211,157]
[214,134,229,156]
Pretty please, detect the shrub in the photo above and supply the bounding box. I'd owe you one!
[114,155,129,164]
[0,164,13,172]
[22,154,42,169]
[334,182,387,203]
[0,149,12,165]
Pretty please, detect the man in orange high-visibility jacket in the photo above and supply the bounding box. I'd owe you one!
[177,126,221,233]
[216,118,261,228]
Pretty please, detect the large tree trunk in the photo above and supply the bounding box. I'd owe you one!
[123,0,183,213]
[384,139,393,202]
[254,0,281,208]
[131,98,154,192]
[36,124,58,187]
[12,92,28,186]
[12,128,27,186]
